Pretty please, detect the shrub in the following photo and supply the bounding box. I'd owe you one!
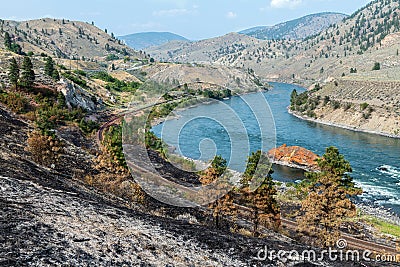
[331,100,341,110]
[103,125,126,167]
[79,118,99,134]
[323,96,330,105]
[87,145,146,204]
[26,130,63,166]
[372,62,381,71]
[62,71,88,88]
[360,102,369,111]
[0,92,29,113]
[73,69,87,77]
[106,54,119,61]
[35,104,84,136]
[306,110,317,118]
[92,71,140,93]
[92,71,116,82]
[343,103,352,111]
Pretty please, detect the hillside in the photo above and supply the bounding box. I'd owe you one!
[240,12,348,40]
[146,32,264,63]
[119,32,189,50]
[251,0,400,81]
[147,0,400,83]
[0,18,145,61]
[140,63,266,93]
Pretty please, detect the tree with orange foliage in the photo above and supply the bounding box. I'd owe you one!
[26,130,63,167]
[298,146,362,247]
[239,151,280,236]
[200,156,236,228]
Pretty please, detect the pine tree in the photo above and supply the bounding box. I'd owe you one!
[44,56,59,80]
[44,57,54,76]
[8,57,20,89]
[199,156,236,228]
[372,62,381,70]
[20,56,35,88]
[298,147,362,247]
[4,32,11,49]
[52,70,60,81]
[240,151,280,236]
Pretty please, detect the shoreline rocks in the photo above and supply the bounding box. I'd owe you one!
[268,144,319,172]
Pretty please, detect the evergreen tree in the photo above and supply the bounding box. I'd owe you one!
[4,32,11,49]
[20,56,35,88]
[8,57,20,89]
[372,62,381,70]
[4,32,23,55]
[52,70,60,81]
[44,56,59,80]
[44,56,55,77]
[298,146,362,247]
[240,151,280,236]
[199,155,236,228]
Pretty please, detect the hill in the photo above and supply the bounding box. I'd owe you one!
[282,0,400,137]
[0,18,145,61]
[240,12,348,40]
[119,32,189,50]
[146,32,263,63]
[147,0,400,83]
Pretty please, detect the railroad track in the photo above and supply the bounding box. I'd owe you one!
[281,217,398,254]
[235,203,397,254]
[96,100,170,145]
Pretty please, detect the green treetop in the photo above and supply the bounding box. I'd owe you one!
[20,56,35,88]
[8,57,20,89]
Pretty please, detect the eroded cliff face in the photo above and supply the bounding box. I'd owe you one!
[58,79,104,112]
[268,144,320,171]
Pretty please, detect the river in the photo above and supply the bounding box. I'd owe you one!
[152,82,400,214]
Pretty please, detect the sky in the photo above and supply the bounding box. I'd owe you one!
[0,0,371,40]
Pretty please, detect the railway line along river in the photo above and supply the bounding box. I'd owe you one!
[152,82,400,216]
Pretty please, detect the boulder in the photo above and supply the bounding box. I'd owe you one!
[57,79,103,112]
[268,144,320,171]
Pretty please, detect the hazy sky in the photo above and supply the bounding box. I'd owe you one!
[0,0,371,40]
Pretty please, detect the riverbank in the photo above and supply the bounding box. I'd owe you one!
[288,108,400,139]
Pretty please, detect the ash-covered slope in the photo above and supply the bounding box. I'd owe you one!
[0,107,389,267]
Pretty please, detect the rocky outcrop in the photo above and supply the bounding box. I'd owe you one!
[268,144,319,171]
[58,79,104,112]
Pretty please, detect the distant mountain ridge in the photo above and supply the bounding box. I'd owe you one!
[240,12,348,40]
[119,32,189,50]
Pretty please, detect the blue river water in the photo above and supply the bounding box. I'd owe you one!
[152,82,400,214]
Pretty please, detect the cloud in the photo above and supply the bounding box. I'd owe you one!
[226,11,237,19]
[270,0,302,8]
[153,8,190,17]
